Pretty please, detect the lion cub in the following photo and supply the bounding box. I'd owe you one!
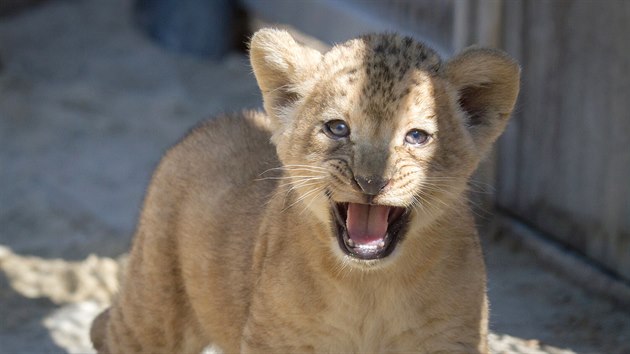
[91,29,519,353]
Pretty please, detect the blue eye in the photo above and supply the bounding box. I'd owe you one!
[324,120,350,138]
[404,129,430,145]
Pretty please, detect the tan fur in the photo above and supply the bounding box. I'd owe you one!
[91,29,519,354]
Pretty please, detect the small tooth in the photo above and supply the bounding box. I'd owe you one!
[378,240,385,248]
[347,239,355,247]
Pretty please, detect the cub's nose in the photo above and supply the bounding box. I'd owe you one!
[354,175,390,196]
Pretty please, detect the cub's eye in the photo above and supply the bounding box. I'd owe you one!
[323,120,350,139]
[404,129,430,145]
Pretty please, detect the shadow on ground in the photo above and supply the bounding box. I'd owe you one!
[0,272,64,352]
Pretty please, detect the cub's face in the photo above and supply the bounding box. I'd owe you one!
[251,30,519,266]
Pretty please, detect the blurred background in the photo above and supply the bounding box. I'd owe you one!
[0,0,628,353]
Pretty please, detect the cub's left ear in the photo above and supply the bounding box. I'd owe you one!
[249,28,322,131]
[446,48,520,155]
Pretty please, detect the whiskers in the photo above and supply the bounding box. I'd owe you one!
[331,254,356,279]
[389,173,493,220]
[256,164,330,180]
[284,184,327,213]
[408,180,462,219]
[256,164,330,212]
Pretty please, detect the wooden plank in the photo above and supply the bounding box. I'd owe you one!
[453,0,472,51]
[497,0,630,280]
[496,0,523,209]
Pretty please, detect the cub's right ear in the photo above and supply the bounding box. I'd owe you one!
[446,48,520,156]
[249,29,322,128]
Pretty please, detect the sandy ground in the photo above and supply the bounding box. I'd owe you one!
[0,0,628,353]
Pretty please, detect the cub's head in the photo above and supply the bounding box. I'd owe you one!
[250,29,519,266]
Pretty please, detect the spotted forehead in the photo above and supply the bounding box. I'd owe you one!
[323,34,443,79]
[317,35,444,128]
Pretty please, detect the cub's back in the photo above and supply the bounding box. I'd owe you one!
[148,110,280,256]
[137,110,280,261]
[161,110,278,192]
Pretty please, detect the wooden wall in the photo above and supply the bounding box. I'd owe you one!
[497,0,630,280]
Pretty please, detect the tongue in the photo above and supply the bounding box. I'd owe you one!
[346,203,390,245]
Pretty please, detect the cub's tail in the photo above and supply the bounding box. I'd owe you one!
[90,307,110,353]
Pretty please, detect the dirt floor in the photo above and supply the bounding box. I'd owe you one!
[1,0,628,353]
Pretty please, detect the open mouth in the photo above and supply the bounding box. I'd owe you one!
[331,202,410,260]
